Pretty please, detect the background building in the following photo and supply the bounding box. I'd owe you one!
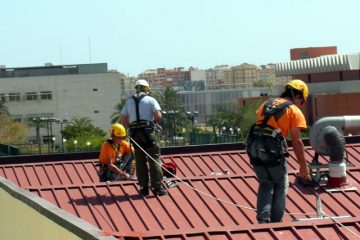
[275,49,360,127]
[179,87,269,123]
[290,46,337,60]
[0,63,126,146]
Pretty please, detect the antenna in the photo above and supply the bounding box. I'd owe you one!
[59,46,63,64]
[88,35,92,63]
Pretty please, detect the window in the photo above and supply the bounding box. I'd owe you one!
[40,91,52,100]
[0,94,6,103]
[9,93,20,102]
[26,92,38,101]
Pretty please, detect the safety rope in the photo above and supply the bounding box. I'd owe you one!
[128,136,317,215]
[324,213,360,239]
[128,136,360,239]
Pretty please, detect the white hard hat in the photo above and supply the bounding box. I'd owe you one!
[135,79,149,88]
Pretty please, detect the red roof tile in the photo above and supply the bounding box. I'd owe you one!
[1,143,360,239]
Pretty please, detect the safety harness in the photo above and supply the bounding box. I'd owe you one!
[98,139,134,182]
[129,94,156,148]
[246,98,292,167]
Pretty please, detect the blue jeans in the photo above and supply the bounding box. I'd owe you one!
[253,161,288,223]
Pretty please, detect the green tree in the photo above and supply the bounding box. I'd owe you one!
[253,80,272,88]
[62,116,106,139]
[62,116,107,152]
[153,86,190,144]
[238,100,263,137]
[110,99,126,124]
[0,114,28,144]
[206,105,242,134]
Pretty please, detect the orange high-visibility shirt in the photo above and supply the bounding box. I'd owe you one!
[98,139,133,164]
[255,98,307,137]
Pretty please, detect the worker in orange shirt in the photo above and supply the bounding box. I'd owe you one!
[247,79,311,224]
[98,123,136,182]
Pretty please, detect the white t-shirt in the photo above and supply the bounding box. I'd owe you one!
[121,95,161,124]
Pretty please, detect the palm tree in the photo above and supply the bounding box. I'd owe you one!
[110,99,126,124]
[153,86,182,109]
[62,116,105,139]
[153,86,190,144]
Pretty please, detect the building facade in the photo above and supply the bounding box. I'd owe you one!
[290,46,337,60]
[275,50,360,125]
[0,63,126,146]
[179,87,270,123]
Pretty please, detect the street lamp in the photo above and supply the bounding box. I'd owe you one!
[51,137,56,153]
[73,140,78,152]
[86,141,91,151]
[32,117,42,154]
[62,139,67,152]
[187,111,199,145]
[55,119,68,153]
[237,128,242,138]
[38,117,57,154]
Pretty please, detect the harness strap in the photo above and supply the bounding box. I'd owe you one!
[130,94,155,149]
[107,139,121,157]
[132,94,145,122]
[259,98,292,129]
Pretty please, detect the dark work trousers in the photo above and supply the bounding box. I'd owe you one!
[131,129,163,189]
[253,160,288,223]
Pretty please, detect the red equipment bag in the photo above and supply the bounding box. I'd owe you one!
[163,162,176,178]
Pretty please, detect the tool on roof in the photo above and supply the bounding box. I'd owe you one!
[308,116,360,190]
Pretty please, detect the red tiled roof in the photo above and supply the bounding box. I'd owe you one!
[1,143,360,239]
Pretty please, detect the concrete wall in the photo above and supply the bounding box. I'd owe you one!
[0,176,116,240]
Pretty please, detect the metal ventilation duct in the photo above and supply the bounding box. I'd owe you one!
[309,116,360,158]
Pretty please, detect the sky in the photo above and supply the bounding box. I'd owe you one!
[1,0,360,76]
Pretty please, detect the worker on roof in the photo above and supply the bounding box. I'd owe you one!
[120,79,167,196]
[98,123,136,182]
[246,79,311,224]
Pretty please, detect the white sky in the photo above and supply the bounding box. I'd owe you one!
[1,0,360,76]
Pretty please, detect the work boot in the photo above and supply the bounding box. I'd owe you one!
[153,186,168,196]
[258,219,270,224]
[140,186,149,196]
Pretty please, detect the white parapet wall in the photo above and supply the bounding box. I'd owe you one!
[0,176,117,240]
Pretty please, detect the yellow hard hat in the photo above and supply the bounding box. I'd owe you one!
[286,79,309,102]
[110,123,126,137]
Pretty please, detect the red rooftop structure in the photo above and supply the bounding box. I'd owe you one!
[1,140,360,239]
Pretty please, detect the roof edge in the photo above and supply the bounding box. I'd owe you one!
[0,175,117,240]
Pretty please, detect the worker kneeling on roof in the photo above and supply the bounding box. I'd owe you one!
[246,79,311,224]
[98,123,136,182]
